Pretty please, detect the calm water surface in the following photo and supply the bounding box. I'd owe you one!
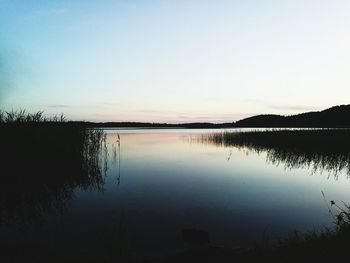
[2,129,350,259]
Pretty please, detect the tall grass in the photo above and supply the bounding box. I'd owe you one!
[256,198,350,262]
[0,109,66,123]
[201,129,350,178]
[0,110,134,262]
[0,110,107,227]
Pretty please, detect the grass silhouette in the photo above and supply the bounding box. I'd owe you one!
[201,129,350,178]
[0,110,107,227]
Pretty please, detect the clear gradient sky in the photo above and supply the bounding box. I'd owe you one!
[1,0,349,122]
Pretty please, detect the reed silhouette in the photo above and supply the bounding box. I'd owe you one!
[201,129,350,178]
[0,111,107,228]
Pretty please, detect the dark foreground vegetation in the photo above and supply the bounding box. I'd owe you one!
[149,200,350,262]
[0,123,106,223]
[0,110,110,262]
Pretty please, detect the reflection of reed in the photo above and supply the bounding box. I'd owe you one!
[0,123,107,227]
[116,133,121,185]
[200,129,350,179]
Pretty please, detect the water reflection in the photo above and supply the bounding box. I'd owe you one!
[0,125,107,227]
[200,129,350,179]
[2,128,350,260]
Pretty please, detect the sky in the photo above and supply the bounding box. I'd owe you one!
[0,0,350,123]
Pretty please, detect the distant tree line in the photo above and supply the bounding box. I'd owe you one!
[1,104,349,128]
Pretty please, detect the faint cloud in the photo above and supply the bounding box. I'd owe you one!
[43,104,70,108]
[176,113,251,123]
[134,109,186,115]
[268,105,320,112]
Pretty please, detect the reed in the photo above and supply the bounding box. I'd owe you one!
[0,111,107,228]
[0,109,66,123]
[201,129,350,178]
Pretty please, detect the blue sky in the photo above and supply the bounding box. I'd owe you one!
[1,0,350,122]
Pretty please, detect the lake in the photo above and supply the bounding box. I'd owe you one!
[1,128,350,261]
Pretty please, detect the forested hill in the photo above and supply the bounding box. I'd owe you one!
[235,104,350,128]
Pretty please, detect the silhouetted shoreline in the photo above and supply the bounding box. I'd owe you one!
[77,104,350,129]
[2,104,350,128]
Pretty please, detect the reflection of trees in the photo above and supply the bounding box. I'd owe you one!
[200,129,350,179]
[0,124,107,228]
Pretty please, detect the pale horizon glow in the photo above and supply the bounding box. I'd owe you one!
[1,0,349,123]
